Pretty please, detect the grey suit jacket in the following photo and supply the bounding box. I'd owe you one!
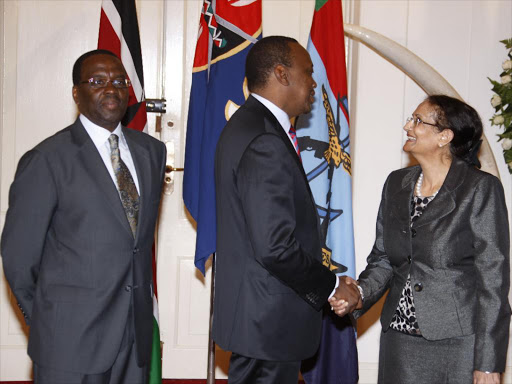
[355,158,511,372]
[213,96,336,361]
[1,119,166,373]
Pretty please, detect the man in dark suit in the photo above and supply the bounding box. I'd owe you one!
[1,50,166,383]
[213,36,360,384]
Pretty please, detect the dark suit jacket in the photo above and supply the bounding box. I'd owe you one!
[355,157,511,372]
[213,96,336,361]
[1,119,166,373]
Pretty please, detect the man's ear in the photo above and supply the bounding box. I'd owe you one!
[273,64,289,86]
[72,86,79,105]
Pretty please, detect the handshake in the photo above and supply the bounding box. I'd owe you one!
[328,276,363,317]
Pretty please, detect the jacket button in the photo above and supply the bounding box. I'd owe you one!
[125,285,132,292]
[414,283,423,292]
[133,248,139,254]
[407,255,411,264]
[411,229,417,238]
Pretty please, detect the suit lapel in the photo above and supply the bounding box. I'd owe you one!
[245,96,310,189]
[71,120,134,238]
[414,158,467,228]
[389,166,419,226]
[123,127,151,242]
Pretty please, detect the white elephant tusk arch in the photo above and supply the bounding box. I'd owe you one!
[344,23,499,179]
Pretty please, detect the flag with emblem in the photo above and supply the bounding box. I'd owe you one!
[296,0,358,382]
[98,1,162,383]
[183,0,262,274]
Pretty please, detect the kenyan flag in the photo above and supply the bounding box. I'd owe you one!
[98,1,162,382]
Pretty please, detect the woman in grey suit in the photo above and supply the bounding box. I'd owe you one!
[345,96,510,383]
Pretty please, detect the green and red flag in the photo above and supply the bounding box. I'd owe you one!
[98,1,161,383]
[297,0,358,382]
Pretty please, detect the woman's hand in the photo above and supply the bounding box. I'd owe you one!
[328,276,362,317]
[473,371,500,384]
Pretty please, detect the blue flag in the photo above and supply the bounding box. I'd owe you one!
[183,0,262,274]
[298,0,358,382]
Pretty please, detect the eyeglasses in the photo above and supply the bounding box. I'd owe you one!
[405,116,437,129]
[80,77,131,89]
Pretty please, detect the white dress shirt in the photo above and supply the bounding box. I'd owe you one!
[80,114,140,194]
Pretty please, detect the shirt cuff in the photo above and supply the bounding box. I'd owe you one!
[328,276,340,299]
[356,284,364,300]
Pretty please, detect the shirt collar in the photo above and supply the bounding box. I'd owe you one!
[79,114,127,149]
[251,93,291,132]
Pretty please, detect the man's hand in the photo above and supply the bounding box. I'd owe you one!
[473,371,500,384]
[328,276,362,317]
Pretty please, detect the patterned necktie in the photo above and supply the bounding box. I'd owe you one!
[108,134,139,237]
[288,125,301,159]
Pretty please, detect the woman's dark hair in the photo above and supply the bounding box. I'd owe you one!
[426,95,483,168]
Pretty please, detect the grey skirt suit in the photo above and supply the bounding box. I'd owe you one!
[354,158,511,382]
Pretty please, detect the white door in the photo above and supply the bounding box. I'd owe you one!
[154,0,231,379]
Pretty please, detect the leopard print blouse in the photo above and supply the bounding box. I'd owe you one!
[388,194,435,335]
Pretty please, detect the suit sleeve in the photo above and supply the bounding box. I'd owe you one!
[353,175,394,318]
[236,134,335,310]
[470,175,510,372]
[1,149,58,325]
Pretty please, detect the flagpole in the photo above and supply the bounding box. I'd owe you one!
[184,3,262,382]
[206,253,216,384]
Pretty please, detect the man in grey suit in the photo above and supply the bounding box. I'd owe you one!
[1,50,166,383]
[214,36,360,384]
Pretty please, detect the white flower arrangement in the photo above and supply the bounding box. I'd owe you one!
[494,115,505,125]
[502,138,512,150]
[491,95,502,107]
[490,38,512,173]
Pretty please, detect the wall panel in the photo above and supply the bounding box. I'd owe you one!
[351,2,410,367]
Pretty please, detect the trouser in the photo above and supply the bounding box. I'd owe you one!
[228,352,301,384]
[34,305,148,384]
